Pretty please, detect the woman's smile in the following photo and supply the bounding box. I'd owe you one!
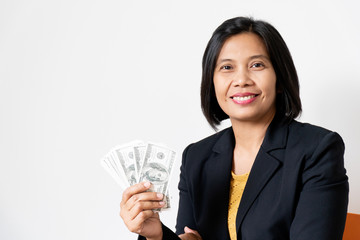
[230,93,259,105]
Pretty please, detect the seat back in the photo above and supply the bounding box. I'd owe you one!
[343,213,360,240]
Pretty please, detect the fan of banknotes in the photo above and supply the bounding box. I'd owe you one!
[100,140,177,210]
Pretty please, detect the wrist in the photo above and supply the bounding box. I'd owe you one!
[146,230,163,240]
[146,235,162,240]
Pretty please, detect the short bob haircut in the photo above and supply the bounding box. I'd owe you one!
[201,17,302,129]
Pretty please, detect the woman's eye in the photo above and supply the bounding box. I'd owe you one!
[221,65,232,70]
[251,63,264,68]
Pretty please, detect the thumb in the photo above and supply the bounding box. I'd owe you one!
[184,226,199,234]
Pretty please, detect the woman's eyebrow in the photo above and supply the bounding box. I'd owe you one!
[249,54,270,61]
[215,59,235,67]
[217,55,270,63]
[217,58,233,64]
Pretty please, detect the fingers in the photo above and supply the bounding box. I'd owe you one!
[131,210,158,230]
[184,226,200,235]
[178,234,186,240]
[120,182,165,223]
[127,198,165,220]
[182,227,202,239]
[119,183,163,237]
[121,181,152,205]
[126,191,164,209]
[178,233,202,240]
[123,210,161,234]
[123,191,164,214]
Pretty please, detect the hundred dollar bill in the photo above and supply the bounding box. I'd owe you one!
[138,143,176,199]
[100,154,128,189]
[133,142,146,181]
[101,141,177,211]
[113,144,137,186]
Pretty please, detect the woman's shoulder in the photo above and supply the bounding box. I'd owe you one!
[182,127,233,157]
[287,119,344,148]
[289,119,340,136]
[193,127,232,145]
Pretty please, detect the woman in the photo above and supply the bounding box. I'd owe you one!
[120,17,349,240]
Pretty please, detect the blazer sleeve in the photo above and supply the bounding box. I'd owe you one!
[175,143,197,235]
[289,132,349,240]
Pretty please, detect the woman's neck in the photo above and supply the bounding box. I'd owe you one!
[230,114,275,175]
[230,113,275,151]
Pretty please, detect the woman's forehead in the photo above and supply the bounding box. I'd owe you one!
[217,33,269,61]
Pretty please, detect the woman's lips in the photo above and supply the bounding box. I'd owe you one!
[230,93,259,104]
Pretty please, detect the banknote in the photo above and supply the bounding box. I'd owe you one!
[133,142,146,181]
[101,150,134,190]
[138,143,176,198]
[101,141,176,211]
[100,155,127,189]
[112,144,138,186]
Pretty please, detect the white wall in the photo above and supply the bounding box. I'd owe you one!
[1,0,359,239]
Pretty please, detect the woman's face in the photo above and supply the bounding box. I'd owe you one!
[213,32,277,124]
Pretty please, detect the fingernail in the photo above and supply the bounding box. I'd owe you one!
[156,193,163,199]
[159,201,165,206]
[143,182,151,188]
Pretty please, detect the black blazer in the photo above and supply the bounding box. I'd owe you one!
[141,118,349,240]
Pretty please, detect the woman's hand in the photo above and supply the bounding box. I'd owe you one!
[178,226,202,240]
[120,181,165,240]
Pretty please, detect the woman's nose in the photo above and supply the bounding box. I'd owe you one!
[232,69,253,87]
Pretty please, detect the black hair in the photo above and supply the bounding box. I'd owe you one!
[200,17,302,129]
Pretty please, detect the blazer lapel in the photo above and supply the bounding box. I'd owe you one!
[235,118,289,232]
[198,128,234,239]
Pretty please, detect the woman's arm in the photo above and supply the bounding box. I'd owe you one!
[289,132,349,239]
[175,144,198,235]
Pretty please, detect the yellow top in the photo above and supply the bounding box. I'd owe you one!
[228,171,249,240]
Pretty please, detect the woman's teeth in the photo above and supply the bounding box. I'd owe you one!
[233,95,255,101]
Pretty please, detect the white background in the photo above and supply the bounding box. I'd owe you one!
[1,0,359,239]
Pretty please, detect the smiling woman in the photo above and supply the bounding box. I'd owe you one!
[201,17,301,130]
[119,17,348,240]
